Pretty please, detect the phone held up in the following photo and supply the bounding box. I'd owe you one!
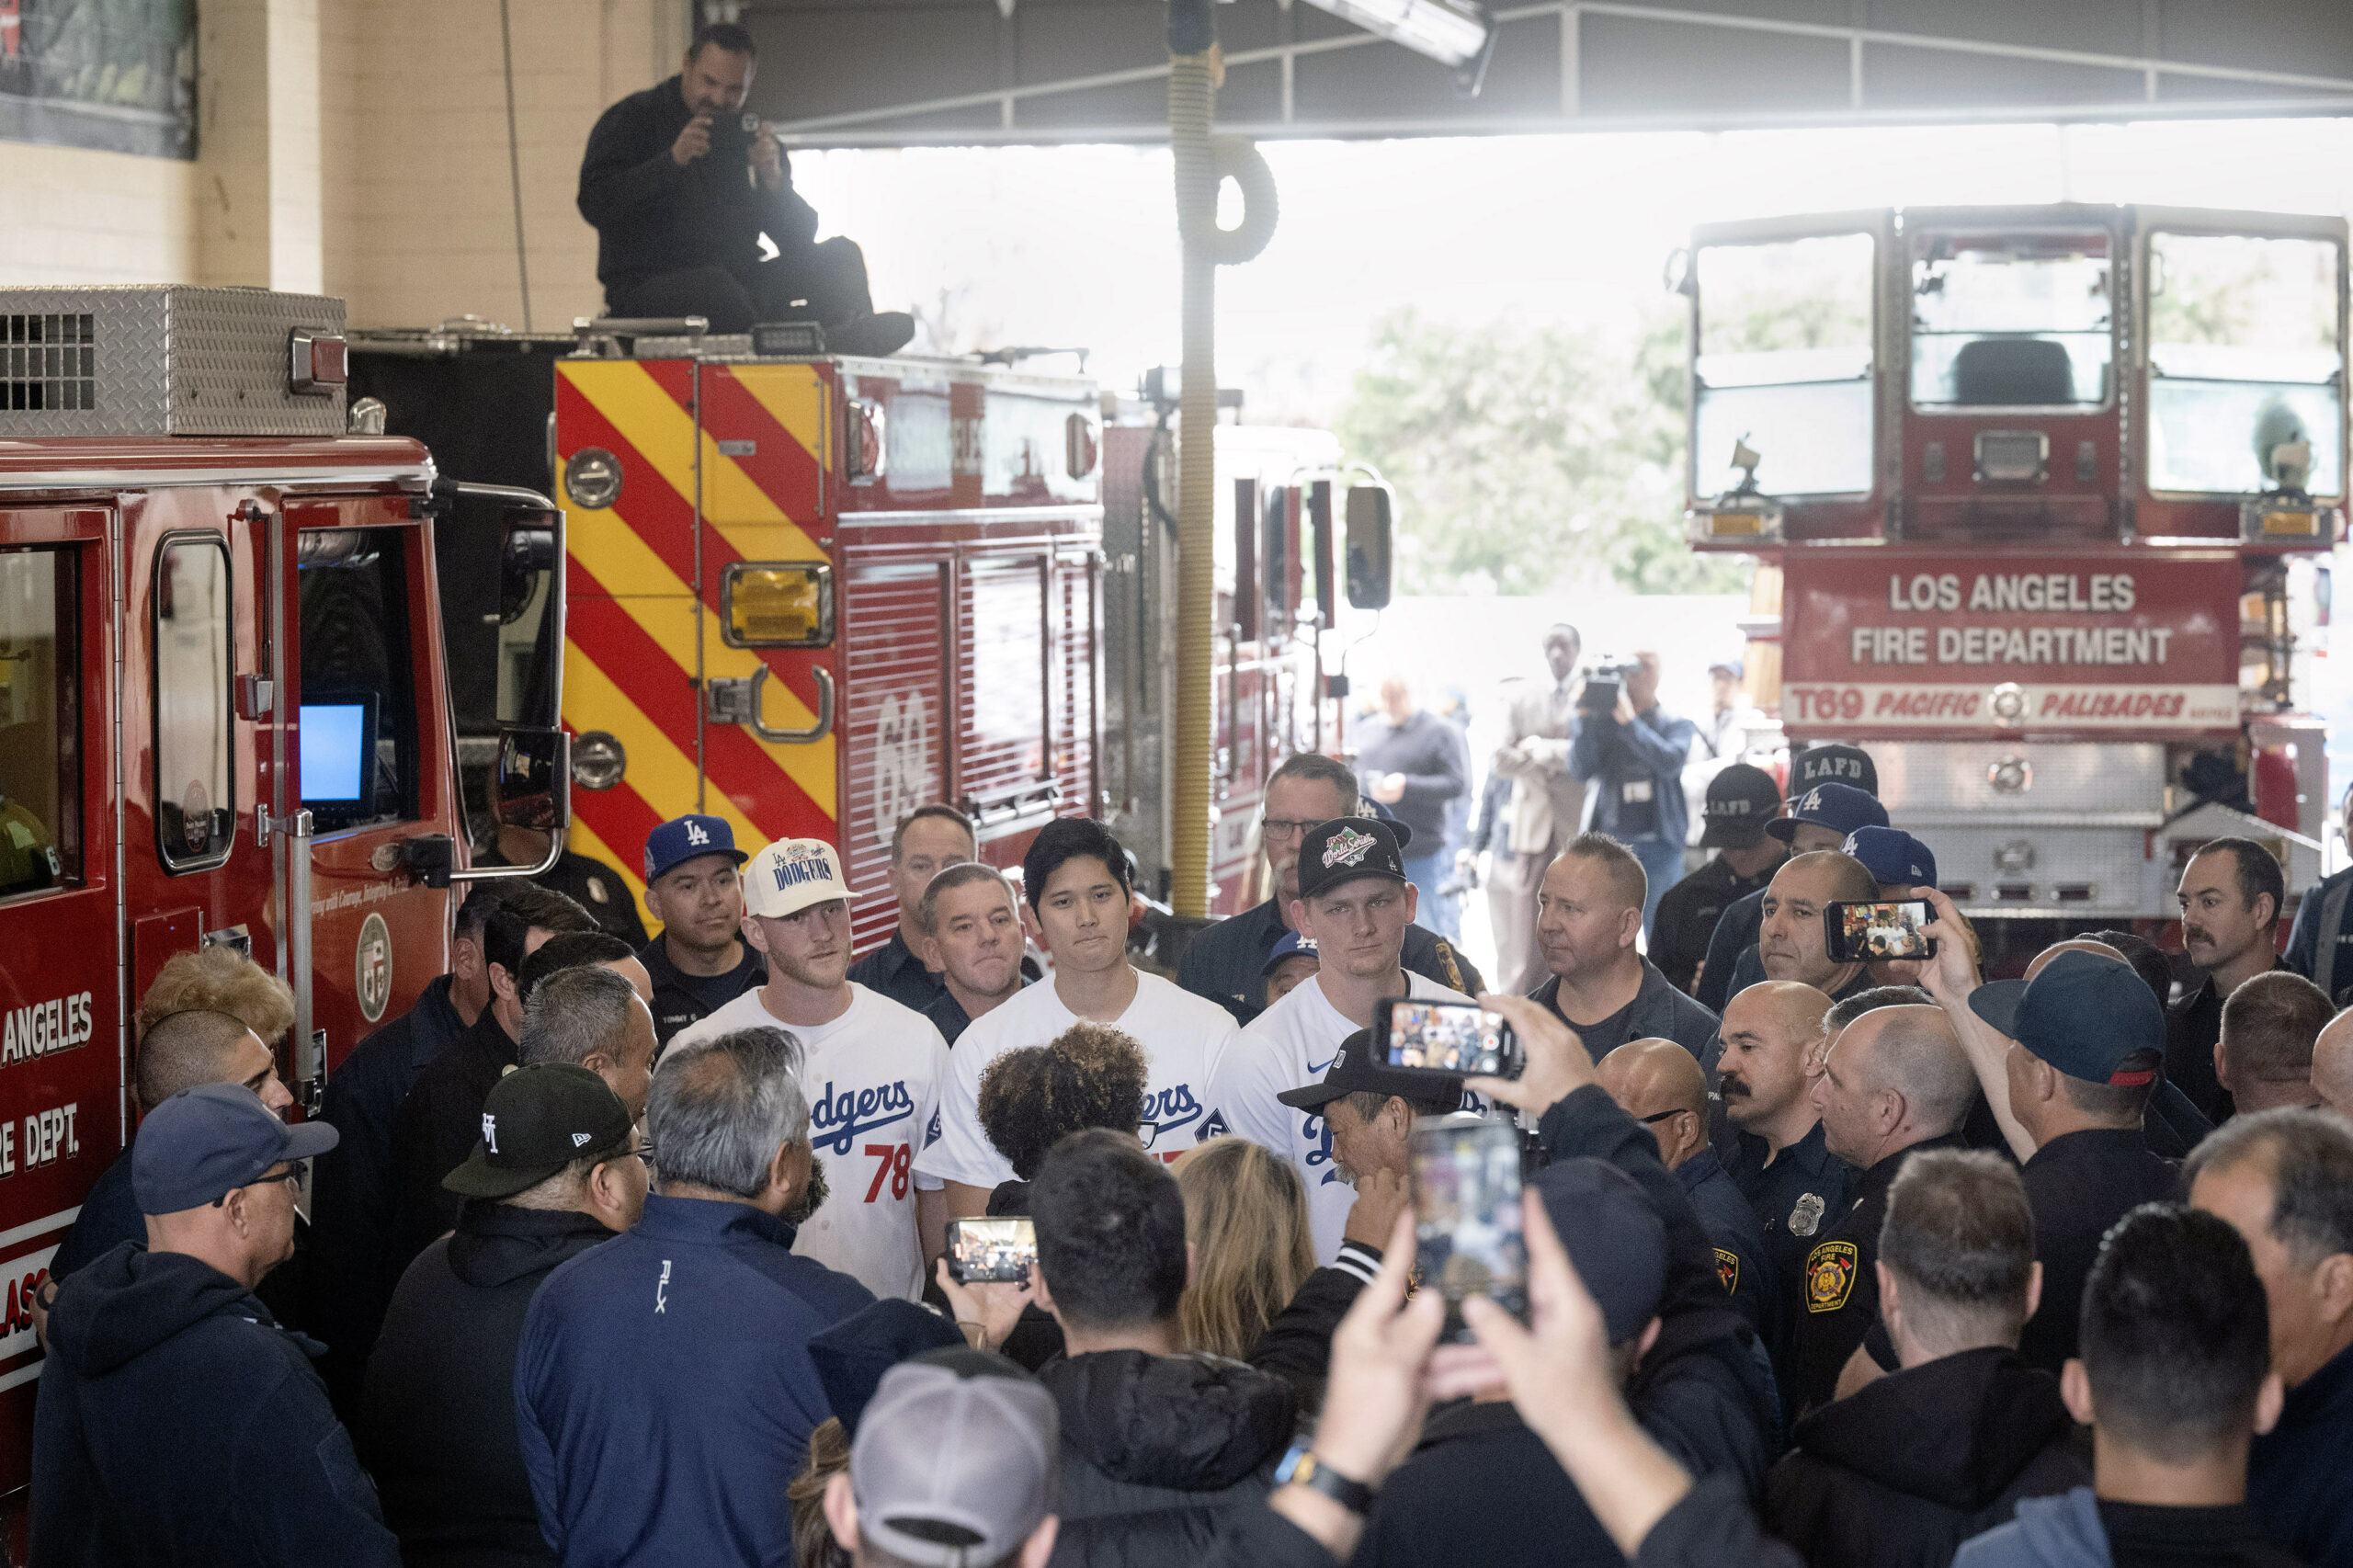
[1376,997,1524,1080]
[944,1216,1037,1285]
[1823,899,1938,965]
[1413,1114,1529,1344]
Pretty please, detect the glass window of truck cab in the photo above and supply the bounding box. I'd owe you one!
[0,548,80,901]
[154,536,234,870]
[299,528,421,835]
[1909,231,2115,411]
[2145,232,2345,498]
[1692,231,1876,497]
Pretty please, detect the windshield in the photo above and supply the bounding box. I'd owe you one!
[1910,233,2112,409]
[2146,232,2345,496]
[1692,231,1875,497]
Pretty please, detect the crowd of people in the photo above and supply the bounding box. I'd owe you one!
[26,720,2353,1568]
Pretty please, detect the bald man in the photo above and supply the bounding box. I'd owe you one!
[2314,1009,2353,1119]
[1792,1004,1974,1415]
[1601,1038,1775,1339]
[1758,852,1879,1002]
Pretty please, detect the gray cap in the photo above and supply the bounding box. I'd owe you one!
[852,1348,1058,1567]
[132,1083,338,1215]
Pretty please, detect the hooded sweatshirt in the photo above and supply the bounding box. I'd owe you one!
[1765,1346,2090,1568]
[29,1243,399,1568]
[1037,1347,1295,1568]
[1954,1486,2309,1568]
[360,1203,617,1567]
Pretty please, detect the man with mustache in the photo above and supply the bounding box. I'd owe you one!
[2169,837,2290,1122]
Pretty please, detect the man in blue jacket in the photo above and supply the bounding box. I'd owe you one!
[516,1025,873,1568]
[1570,652,1698,937]
[30,1084,389,1568]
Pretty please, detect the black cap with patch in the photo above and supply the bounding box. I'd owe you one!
[445,1063,634,1199]
[1277,1028,1462,1111]
[1294,817,1412,905]
[1699,763,1781,849]
[1792,743,1878,798]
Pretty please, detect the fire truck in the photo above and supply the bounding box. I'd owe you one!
[1681,205,2347,959]
[348,326,1372,945]
[0,285,568,1509]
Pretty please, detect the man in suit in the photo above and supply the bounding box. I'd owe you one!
[1486,624,1587,994]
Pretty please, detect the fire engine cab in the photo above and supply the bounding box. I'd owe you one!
[1681,205,2347,952]
[0,286,567,1504]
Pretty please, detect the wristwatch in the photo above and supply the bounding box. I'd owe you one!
[1275,1441,1377,1515]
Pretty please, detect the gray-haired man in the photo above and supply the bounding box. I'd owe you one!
[516,1027,874,1568]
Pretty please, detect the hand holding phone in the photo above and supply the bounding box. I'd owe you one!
[1413,1114,1529,1344]
[1378,998,1523,1080]
[1824,899,1937,964]
[944,1216,1036,1284]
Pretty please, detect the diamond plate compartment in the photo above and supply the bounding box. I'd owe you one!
[0,286,347,437]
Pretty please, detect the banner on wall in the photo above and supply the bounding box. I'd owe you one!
[0,0,195,160]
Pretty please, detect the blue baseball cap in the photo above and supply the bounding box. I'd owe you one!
[1263,929,1321,976]
[1534,1158,1666,1344]
[1967,949,2165,1086]
[1844,825,1938,889]
[1768,781,1889,844]
[643,813,749,883]
[133,1083,338,1216]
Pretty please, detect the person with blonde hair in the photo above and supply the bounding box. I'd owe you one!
[1176,1137,1317,1361]
[137,945,296,1044]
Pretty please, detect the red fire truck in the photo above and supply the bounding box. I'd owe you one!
[0,286,569,1511]
[1682,205,2347,957]
[348,327,1369,944]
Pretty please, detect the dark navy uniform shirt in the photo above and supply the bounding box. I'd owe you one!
[1652,853,1782,999]
[2015,1127,2179,1374]
[2251,1339,2353,1568]
[1679,1145,1776,1347]
[846,927,946,1015]
[641,935,764,1051]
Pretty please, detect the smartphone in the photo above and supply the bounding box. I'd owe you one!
[944,1216,1037,1284]
[1378,997,1522,1079]
[1412,1114,1529,1344]
[1824,899,1938,964]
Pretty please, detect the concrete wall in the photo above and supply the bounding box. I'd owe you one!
[2,0,689,325]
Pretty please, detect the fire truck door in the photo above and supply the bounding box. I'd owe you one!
[0,506,121,1468]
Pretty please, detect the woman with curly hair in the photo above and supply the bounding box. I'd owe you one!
[1174,1137,1316,1361]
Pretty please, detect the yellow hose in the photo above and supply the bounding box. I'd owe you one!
[1167,34,1277,920]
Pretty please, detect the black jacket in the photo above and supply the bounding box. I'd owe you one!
[1765,1346,2090,1568]
[30,1244,399,1568]
[2016,1129,2178,1374]
[313,972,474,1413]
[388,1008,520,1265]
[359,1203,616,1568]
[1245,1243,1381,1415]
[1039,1348,1295,1568]
[1652,851,1783,997]
[576,74,819,290]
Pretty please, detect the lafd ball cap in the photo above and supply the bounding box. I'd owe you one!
[644,813,747,883]
[1263,929,1321,977]
[1792,743,1879,799]
[1843,825,1938,890]
[444,1064,634,1199]
[1768,782,1889,845]
[1295,817,1411,906]
[744,836,851,919]
[851,1348,1059,1568]
[1699,764,1781,849]
[1967,949,2165,1086]
[1533,1158,1666,1345]
[133,1083,338,1216]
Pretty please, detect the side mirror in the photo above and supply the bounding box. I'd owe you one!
[1345,483,1394,610]
[494,725,571,831]
[499,518,557,625]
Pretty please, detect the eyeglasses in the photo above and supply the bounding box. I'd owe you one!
[1634,1109,1689,1126]
[634,1142,658,1173]
[215,1164,304,1206]
[1261,818,1323,843]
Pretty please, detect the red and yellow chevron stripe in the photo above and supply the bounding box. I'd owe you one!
[555,359,839,918]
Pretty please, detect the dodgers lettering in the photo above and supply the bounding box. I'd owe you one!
[771,859,832,892]
[1140,1084,1203,1149]
[810,1078,915,1156]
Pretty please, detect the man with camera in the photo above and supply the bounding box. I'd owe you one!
[1568,652,1696,938]
[577,23,913,353]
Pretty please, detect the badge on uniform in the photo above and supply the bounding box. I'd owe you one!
[1713,1247,1740,1295]
[1789,1191,1826,1237]
[1805,1240,1859,1313]
[585,877,609,904]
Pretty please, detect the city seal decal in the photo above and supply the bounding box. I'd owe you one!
[1323,826,1377,869]
[1805,1240,1859,1314]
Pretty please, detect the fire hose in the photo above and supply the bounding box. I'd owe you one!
[1167,0,1279,920]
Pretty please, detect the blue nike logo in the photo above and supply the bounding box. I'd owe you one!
[1307,1055,1335,1074]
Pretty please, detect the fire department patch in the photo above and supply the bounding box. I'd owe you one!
[1805,1240,1859,1314]
[1323,826,1376,869]
[1713,1247,1740,1295]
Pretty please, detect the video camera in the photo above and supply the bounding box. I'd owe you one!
[1576,654,1638,715]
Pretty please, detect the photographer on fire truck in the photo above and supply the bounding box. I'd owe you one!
[578,22,915,356]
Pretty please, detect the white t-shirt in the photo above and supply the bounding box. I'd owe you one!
[915,969,1239,1190]
[1203,971,1470,1264]
[670,983,948,1302]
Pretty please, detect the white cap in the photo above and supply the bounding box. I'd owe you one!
[744,836,851,919]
